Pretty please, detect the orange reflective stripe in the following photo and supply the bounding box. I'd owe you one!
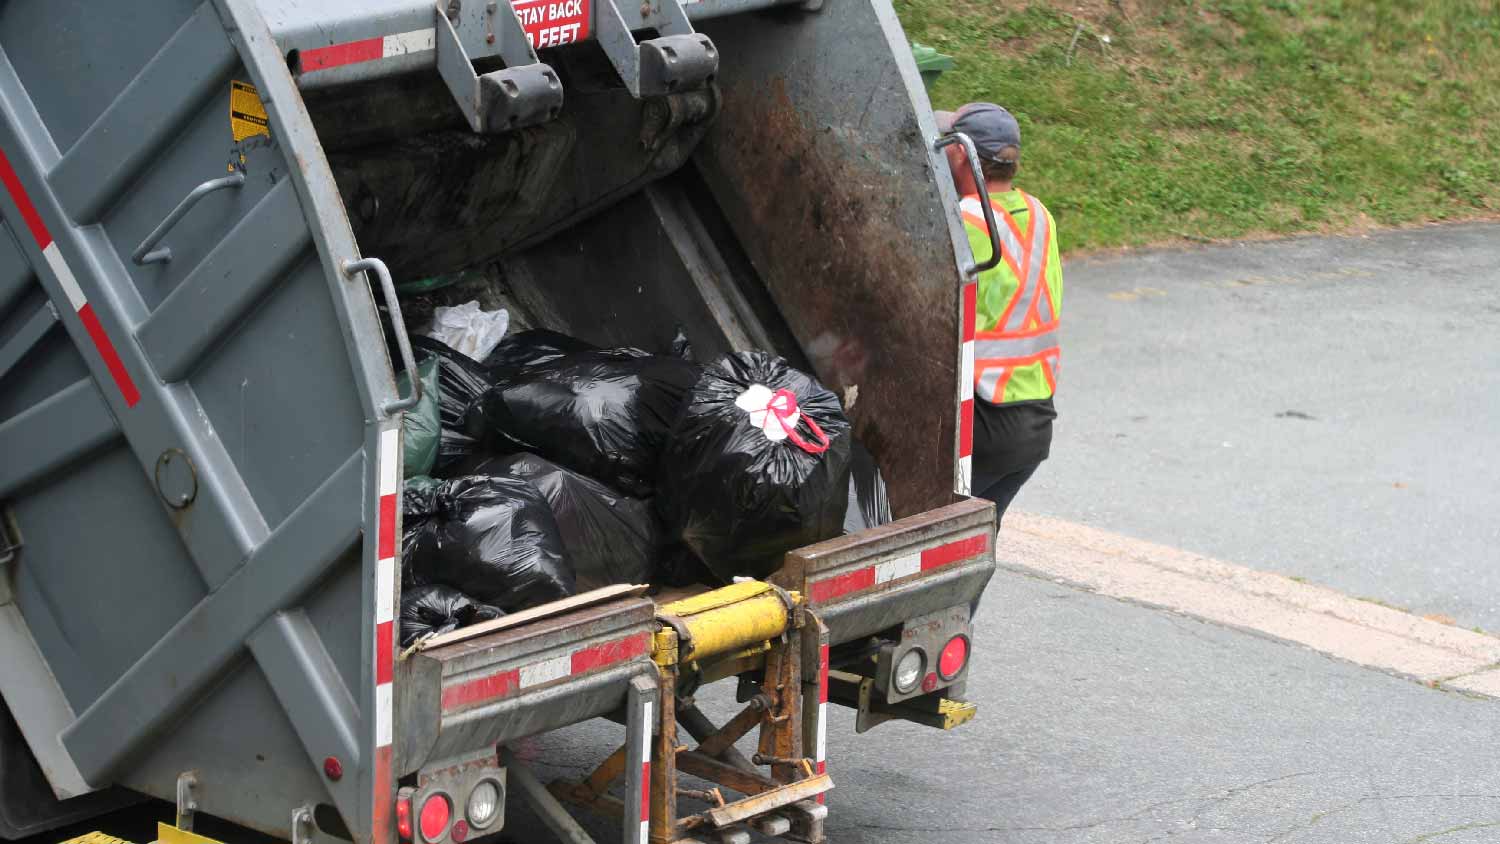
[961,208,1026,329]
[1022,192,1058,325]
[996,367,1015,401]
[961,208,1025,284]
[993,201,1033,330]
[977,321,1056,341]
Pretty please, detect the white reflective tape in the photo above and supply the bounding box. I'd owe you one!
[958,455,972,496]
[378,428,400,496]
[519,653,571,688]
[375,682,393,747]
[640,700,653,758]
[42,243,86,311]
[874,554,921,584]
[815,702,827,762]
[383,28,436,57]
[638,820,649,844]
[960,341,974,402]
[376,556,396,624]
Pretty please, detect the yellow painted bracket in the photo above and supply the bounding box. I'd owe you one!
[155,823,226,844]
[653,581,801,666]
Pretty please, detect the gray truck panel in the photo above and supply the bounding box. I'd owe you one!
[0,2,202,153]
[14,445,208,708]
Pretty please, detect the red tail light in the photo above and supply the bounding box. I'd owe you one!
[938,635,969,680]
[419,793,452,842]
[396,797,413,840]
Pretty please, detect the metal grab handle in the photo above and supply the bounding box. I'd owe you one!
[342,257,423,415]
[131,172,246,265]
[934,132,1003,275]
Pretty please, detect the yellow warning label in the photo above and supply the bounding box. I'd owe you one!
[230,80,269,142]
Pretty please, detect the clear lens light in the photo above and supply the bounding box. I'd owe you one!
[894,648,925,692]
[467,780,501,828]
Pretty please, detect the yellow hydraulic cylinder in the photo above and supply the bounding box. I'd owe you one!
[654,581,797,664]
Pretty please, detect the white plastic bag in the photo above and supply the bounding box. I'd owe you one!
[424,301,509,361]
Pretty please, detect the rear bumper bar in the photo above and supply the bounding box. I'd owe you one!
[773,498,996,645]
[396,595,657,775]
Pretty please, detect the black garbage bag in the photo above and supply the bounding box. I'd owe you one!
[401,474,575,611]
[465,454,658,590]
[411,336,499,475]
[657,351,853,582]
[482,330,597,374]
[844,441,892,533]
[465,349,701,497]
[399,584,504,647]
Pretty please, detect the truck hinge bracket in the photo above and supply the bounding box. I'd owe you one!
[434,4,563,132]
[597,0,718,98]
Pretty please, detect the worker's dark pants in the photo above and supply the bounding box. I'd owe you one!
[969,460,1042,620]
[972,460,1041,529]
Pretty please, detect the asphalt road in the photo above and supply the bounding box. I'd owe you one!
[1018,222,1500,631]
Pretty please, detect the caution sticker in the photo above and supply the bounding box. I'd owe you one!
[512,0,590,49]
[230,80,270,142]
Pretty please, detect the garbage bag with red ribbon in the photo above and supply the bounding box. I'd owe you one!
[401,474,575,611]
[656,351,852,583]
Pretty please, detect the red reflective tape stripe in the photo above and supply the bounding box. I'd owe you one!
[375,620,395,684]
[962,283,976,342]
[377,493,398,559]
[815,760,827,804]
[958,398,974,457]
[639,762,650,821]
[0,147,142,410]
[302,37,384,70]
[0,146,51,249]
[818,644,829,703]
[372,744,394,844]
[921,533,989,571]
[77,303,140,407]
[441,668,521,709]
[571,631,651,674]
[809,566,874,603]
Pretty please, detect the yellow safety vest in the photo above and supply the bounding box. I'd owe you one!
[959,190,1063,404]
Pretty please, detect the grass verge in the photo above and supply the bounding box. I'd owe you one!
[895,0,1500,252]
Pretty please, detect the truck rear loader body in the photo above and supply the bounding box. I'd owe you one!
[0,0,1006,841]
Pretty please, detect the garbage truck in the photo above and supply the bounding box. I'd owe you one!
[0,0,1009,842]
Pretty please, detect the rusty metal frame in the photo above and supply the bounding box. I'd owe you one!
[552,605,830,844]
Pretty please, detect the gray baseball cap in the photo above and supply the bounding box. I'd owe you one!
[935,103,1021,163]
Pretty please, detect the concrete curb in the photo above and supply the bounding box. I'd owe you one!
[1000,512,1500,698]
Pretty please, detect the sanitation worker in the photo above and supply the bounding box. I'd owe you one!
[937,103,1063,524]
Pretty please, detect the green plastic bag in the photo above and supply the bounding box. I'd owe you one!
[399,358,442,476]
